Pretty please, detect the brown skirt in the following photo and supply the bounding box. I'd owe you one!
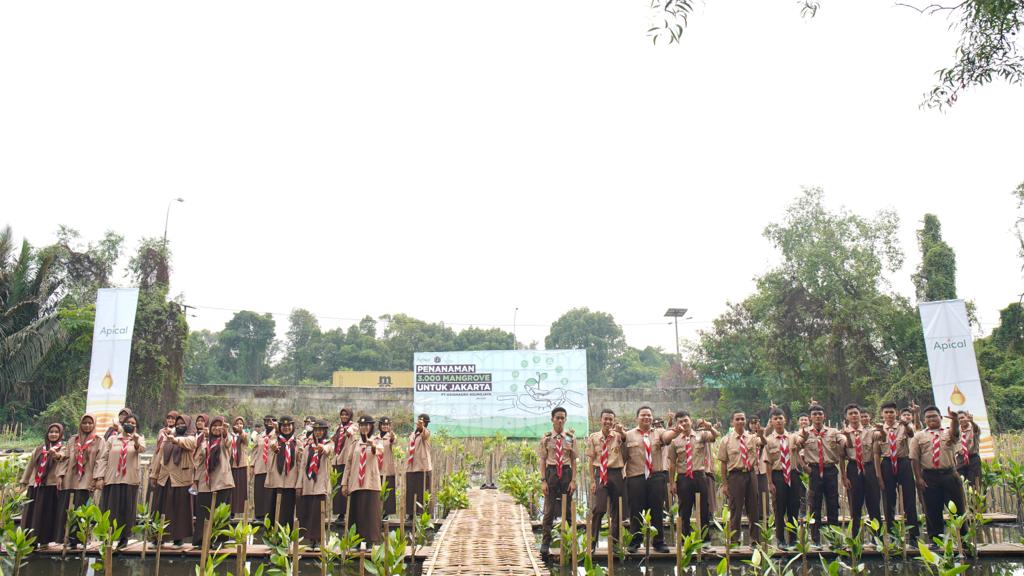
[382,475,397,516]
[348,489,382,544]
[405,471,432,518]
[254,473,275,519]
[101,483,139,544]
[297,494,326,543]
[24,485,63,545]
[159,483,194,542]
[231,467,248,514]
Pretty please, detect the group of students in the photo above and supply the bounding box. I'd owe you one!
[537,401,983,555]
[19,407,435,551]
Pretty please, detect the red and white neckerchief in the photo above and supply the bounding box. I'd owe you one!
[206,438,222,483]
[887,426,899,475]
[554,435,565,480]
[306,441,323,480]
[961,427,972,465]
[262,434,271,465]
[358,443,368,486]
[684,434,694,479]
[407,432,419,466]
[118,437,130,477]
[35,442,62,486]
[778,434,791,486]
[599,434,610,486]
[813,428,826,477]
[75,434,97,476]
[930,429,942,468]
[282,437,295,475]
[376,437,385,472]
[642,432,653,479]
[854,429,865,474]
[335,422,351,455]
[739,433,750,470]
[230,434,240,465]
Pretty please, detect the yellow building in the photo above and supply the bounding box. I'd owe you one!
[332,371,413,388]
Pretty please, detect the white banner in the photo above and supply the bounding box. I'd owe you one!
[919,299,994,460]
[413,350,589,438]
[85,288,140,435]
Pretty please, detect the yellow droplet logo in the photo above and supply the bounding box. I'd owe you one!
[950,385,966,406]
[101,371,113,390]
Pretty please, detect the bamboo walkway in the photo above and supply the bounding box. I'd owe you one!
[422,489,548,576]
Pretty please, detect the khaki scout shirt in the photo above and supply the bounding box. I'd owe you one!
[717,431,763,472]
[194,437,236,493]
[98,434,147,486]
[61,433,104,490]
[669,430,715,474]
[266,435,303,489]
[763,431,803,472]
[299,440,334,496]
[538,432,577,467]
[253,431,277,475]
[331,423,357,467]
[341,437,383,493]
[843,426,877,466]
[377,433,397,476]
[150,436,198,488]
[910,427,960,470]
[801,426,845,467]
[406,429,433,473]
[228,432,248,470]
[21,444,66,488]
[586,431,624,469]
[877,423,913,459]
[623,428,674,478]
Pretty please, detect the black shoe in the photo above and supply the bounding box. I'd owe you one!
[539,544,550,556]
[627,544,639,554]
[654,544,670,554]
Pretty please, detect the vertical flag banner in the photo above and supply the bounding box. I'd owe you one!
[85,288,140,435]
[919,299,994,460]
[413,350,588,438]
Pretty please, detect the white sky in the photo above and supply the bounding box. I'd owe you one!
[3,1,1022,355]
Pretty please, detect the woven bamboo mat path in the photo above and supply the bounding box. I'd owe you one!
[423,489,548,576]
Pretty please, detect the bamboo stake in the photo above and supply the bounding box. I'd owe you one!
[344,492,352,534]
[291,507,301,576]
[62,495,74,560]
[570,490,578,570]
[607,494,614,575]
[675,515,682,572]
[559,493,568,566]
[199,495,214,574]
[321,497,328,576]
[274,490,282,528]
[696,492,703,562]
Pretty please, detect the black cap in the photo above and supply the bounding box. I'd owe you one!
[313,420,329,429]
[279,416,295,425]
[357,415,375,425]
[378,417,391,425]
[263,415,276,421]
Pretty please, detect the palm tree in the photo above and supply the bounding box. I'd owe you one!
[0,225,65,419]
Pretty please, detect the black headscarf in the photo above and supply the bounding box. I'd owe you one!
[164,414,194,465]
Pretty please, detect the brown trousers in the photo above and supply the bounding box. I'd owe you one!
[726,469,759,544]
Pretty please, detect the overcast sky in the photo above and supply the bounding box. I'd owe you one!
[3,1,1022,355]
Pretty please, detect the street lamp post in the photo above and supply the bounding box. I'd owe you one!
[163,197,184,245]
[664,308,689,362]
[512,307,519,350]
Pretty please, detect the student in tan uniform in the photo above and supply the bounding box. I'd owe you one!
[718,411,762,545]
[268,416,302,528]
[149,410,180,512]
[331,408,356,518]
[623,406,681,553]
[193,415,235,544]
[298,420,333,549]
[748,416,770,503]
[97,414,145,549]
[668,411,717,539]
[800,404,846,548]
[956,411,982,489]
[229,416,249,515]
[763,408,803,548]
[841,404,881,537]
[103,407,134,441]
[151,413,197,548]
[61,413,104,549]
[875,401,919,543]
[19,423,66,548]
[341,415,384,545]
[586,408,625,552]
[405,413,433,520]
[539,406,577,556]
[911,406,964,545]
[376,417,398,518]
[253,415,277,520]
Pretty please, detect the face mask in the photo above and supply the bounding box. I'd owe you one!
[175,425,187,435]
[123,424,136,434]
[265,425,274,433]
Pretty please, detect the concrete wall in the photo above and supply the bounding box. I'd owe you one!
[181,384,715,431]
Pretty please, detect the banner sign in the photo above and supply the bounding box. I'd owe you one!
[919,299,994,460]
[85,288,140,435]
[413,350,588,437]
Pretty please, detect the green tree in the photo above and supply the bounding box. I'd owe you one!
[650,1,1024,109]
[454,326,517,351]
[545,308,625,386]
[912,214,958,302]
[0,226,64,423]
[379,313,457,370]
[278,308,323,384]
[604,346,671,388]
[218,310,276,384]
[184,329,225,384]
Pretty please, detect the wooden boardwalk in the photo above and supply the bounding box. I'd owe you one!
[548,542,1024,561]
[423,489,548,576]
